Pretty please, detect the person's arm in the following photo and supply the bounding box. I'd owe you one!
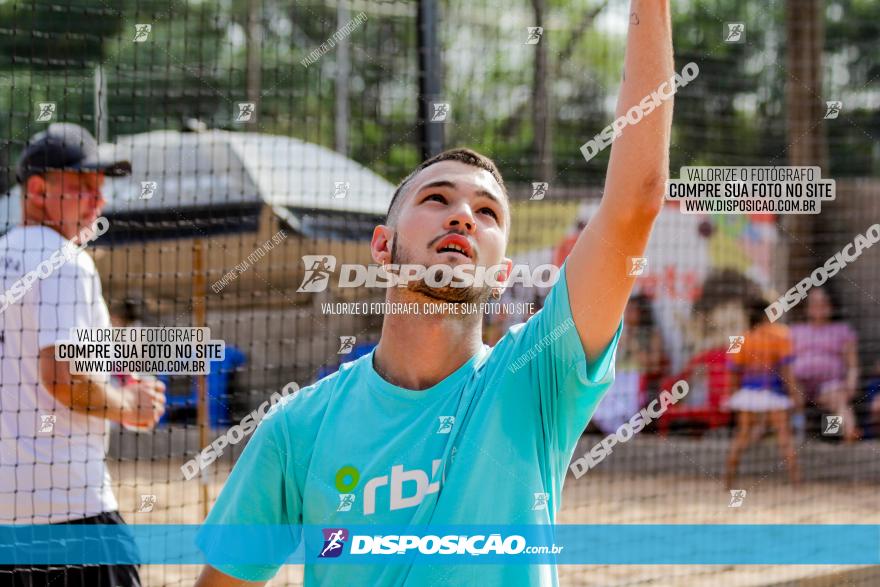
[843,339,859,395]
[567,0,674,361]
[195,566,266,587]
[33,249,164,426]
[194,401,299,583]
[39,346,165,427]
[727,366,742,395]
[781,363,805,410]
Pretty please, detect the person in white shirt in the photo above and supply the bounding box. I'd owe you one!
[0,123,166,587]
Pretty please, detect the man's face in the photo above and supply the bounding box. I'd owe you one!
[26,170,105,239]
[373,160,512,303]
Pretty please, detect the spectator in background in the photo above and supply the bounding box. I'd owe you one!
[725,296,802,488]
[631,293,669,401]
[0,123,164,586]
[789,288,861,442]
[592,293,666,434]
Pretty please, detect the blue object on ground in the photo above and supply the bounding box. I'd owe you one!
[157,345,247,427]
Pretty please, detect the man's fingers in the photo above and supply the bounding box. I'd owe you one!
[135,382,166,403]
[148,387,167,403]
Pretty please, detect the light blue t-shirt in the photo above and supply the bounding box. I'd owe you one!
[202,265,622,585]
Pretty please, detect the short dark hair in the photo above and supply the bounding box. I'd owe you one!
[385,148,508,226]
[746,296,767,328]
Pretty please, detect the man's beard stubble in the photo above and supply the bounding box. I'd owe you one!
[389,234,493,305]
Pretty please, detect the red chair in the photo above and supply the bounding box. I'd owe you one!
[657,346,732,436]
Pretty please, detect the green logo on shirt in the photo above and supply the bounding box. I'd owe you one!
[335,465,360,492]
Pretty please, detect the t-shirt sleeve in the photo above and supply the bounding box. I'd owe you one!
[839,323,857,347]
[501,262,623,469]
[36,259,99,350]
[197,405,301,582]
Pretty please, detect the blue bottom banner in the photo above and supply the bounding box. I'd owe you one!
[0,524,877,565]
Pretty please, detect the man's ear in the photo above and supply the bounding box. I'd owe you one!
[25,175,47,203]
[491,257,514,296]
[496,257,513,284]
[371,225,393,265]
[23,175,48,222]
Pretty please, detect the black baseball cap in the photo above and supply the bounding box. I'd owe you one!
[16,123,131,184]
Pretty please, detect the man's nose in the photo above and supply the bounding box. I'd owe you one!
[445,204,476,233]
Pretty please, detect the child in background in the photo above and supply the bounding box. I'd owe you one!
[790,288,861,442]
[724,296,803,488]
[592,294,665,435]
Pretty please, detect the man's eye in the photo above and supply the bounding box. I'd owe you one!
[479,207,498,219]
[425,194,446,203]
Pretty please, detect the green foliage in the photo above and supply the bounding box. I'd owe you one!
[0,0,877,191]
[0,0,124,67]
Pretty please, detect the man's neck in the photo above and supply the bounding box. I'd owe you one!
[22,218,69,240]
[373,293,484,391]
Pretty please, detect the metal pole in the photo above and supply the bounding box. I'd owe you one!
[417,0,443,159]
[246,0,263,105]
[193,239,209,518]
[93,64,108,142]
[335,0,351,155]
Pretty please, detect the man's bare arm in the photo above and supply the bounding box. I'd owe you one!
[195,565,267,587]
[38,346,164,426]
[566,0,673,361]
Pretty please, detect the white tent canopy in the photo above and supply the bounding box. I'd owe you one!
[100,130,395,216]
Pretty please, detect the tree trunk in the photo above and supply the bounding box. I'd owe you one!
[783,0,826,279]
[531,0,553,181]
[246,0,263,106]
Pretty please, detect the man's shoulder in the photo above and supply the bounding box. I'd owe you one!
[267,355,369,423]
[488,310,548,355]
[0,225,95,277]
[1,225,63,250]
